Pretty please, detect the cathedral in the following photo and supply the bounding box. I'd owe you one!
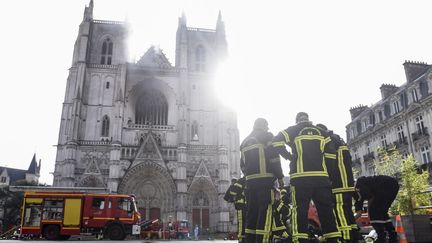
[53,0,240,232]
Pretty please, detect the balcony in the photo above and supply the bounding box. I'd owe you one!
[363,152,375,162]
[412,127,429,142]
[126,123,175,131]
[392,137,408,149]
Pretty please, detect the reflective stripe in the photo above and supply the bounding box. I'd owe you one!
[237,210,243,240]
[277,202,284,212]
[335,193,349,240]
[234,183,243,188]
[281,130,290,143]
[339,146,349,151]
[351,224,359,229]
[241,143,265,153]
[291,186,299,241]
[295,139,303,173]
[272,141,285,147]
[324,153,336,159]
[370,219,392,223]
[229,191,237,195]
[332,187,355,193]
[245,173,275,180]
[338,147,348,188]
[245,228,256,234]
[259,146,266,174]
[323,231,342,238]
[290,171,328,179]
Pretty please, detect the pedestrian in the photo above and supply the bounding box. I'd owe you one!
[194,224,199,240]
[241,118,284,243]
[272,112,341,243]
[223,177,246,243]
[317,123,360,243]
[354,175,399,243]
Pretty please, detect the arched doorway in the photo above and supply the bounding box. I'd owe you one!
[117,161,176,222]
[188,178,218,231]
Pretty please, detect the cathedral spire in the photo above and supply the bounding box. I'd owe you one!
[216,10,225,33]
[178,11,187,27]
[83,0,94,21]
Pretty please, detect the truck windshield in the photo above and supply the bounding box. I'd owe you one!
[131,197,138,212]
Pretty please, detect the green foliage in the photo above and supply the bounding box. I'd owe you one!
[375,149,431,215]
[0,180,42,232]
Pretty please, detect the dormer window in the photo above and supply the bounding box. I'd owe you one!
[412,88,419,102]
[195,45,206,72]
[392,101,400,114]
[101,38,113,65]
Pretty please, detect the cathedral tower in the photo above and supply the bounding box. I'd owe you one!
[54,1,239,232]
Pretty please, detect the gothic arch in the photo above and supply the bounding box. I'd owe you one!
[126,79,177,125]
[78,175,105,187]
[117,161,176,221]
[187,177,218,230]
[187,177,218,209]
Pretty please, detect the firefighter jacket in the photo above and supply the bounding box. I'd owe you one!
[240,130,284,188]
[275,187,291,221]
[324,133,355,194]
[224,177,246,210]
[272,122,336,187]
[353,175,399,211]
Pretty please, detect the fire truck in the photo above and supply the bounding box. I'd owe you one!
[141,219,190,239]
[18,188,141,240]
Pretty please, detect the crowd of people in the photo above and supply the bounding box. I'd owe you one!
[224,112,399,243]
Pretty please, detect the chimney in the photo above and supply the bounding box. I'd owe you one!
[349,105,368,120]
[403,60,430,83]
[380,84,398,99]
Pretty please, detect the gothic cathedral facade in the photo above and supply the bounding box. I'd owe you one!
[53,1,240,232]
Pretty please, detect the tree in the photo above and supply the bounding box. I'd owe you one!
[0,180,40,232]
[375,148,431,215]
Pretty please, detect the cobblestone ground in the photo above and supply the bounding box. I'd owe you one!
[0,241,237,243]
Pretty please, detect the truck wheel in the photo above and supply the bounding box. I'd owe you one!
[43,225,60,240]
[107,224,126,240]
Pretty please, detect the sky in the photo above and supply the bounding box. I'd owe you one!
[1,0,432,185]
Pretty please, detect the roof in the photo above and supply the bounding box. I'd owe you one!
[27,154,38,174]
[0,166,27,183]
[137,46,172,69]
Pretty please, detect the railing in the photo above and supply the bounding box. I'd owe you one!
[363,152,375,161]
[126,123,175,130]
[88,63,118,69]
[79,140,112,145]
[412,127,429,141]
[187,27,216,32]
[92,19,124,25]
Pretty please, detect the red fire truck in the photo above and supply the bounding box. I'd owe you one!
[141,219,190,239]
[20,190,141,240]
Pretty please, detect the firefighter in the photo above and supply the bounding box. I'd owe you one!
[224,177,247,243]
[272,186,291,242]
[316,124,359,243]
[272,112,341,243]
[241,118,284,243]
[354,175,399,243]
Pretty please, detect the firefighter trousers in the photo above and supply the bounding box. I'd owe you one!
[291,185,341,243]
[333,192,357,242]
[237,209,246,243]
[245,187,274,243]
[272,206,289,241]
[368,184,399,243]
